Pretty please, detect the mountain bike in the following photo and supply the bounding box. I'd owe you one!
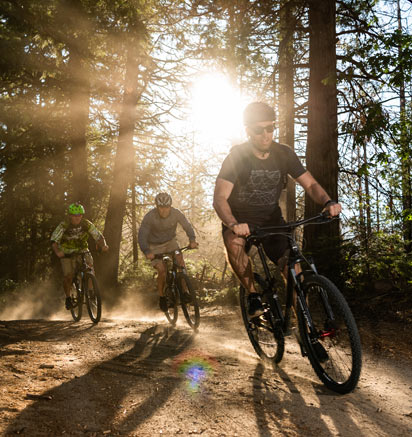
[239,213,362,394]
[68,252,102,324]
[155,246,200,330]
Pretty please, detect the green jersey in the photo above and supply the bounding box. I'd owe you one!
[51,219,103,255]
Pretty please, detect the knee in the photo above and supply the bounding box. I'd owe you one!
[156,265,166,278]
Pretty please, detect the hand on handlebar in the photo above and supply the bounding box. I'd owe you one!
[322,201,342,218]
[189,240,199,249]
[56,250,65,258]
[146,253,155,260]
[230,223,251,237]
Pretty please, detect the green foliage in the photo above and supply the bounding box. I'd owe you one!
[342,231,412,291]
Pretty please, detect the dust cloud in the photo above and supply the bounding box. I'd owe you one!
[0,280,162,323]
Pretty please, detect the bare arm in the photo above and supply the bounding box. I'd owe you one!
[213,178,250,236]
[51,242,64,258]
[213,178,237,227]
[295,171,341,216]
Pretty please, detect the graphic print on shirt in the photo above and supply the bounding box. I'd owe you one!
[238,169,282,206]
[65,225,84,241]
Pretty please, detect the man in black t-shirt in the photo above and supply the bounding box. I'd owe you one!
[213,102,341,317]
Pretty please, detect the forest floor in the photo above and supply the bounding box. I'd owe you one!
[0,298,411,437]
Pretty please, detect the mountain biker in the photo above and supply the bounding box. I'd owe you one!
[138,193,199,312]
[213,101,341,317]
[51,203,109,310]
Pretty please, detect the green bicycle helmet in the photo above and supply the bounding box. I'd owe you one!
[68,203,85,215]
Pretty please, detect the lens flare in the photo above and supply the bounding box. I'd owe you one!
[173,350,218,393]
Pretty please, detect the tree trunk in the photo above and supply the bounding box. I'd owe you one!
[304,0,340,279]
[103,41,142,289]
[278,0,296,222]
[397,0,412,252]
[131,181,139,265]
[66,0,90,210]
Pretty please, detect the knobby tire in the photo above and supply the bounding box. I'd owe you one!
[178,273,200,330]
[297,274,362,394]
[164,284,178,326]
[84,272,102,323]
[239,273,284,364]
[70,280,83,322]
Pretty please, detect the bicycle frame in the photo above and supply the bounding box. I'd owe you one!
[157,246,191,282]
[247,214,334,335]
[72,253,92,290]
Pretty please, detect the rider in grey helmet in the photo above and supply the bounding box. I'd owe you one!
[138,193,199,312]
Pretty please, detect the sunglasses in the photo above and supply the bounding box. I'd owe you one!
[250,123,275,135]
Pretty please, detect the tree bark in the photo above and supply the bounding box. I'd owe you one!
[397,0,412,252]
[103,38,142,289]
[304,0,340,279]
[66,0,90,210]
[278,0,297,222]
[131,181,139,265]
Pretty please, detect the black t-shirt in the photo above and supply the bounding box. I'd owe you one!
[217,141,306,226]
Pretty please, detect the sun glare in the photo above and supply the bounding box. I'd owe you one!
[190,72,249,149]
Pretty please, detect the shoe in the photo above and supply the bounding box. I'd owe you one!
[159,296,168,312]
[65,297,73,310]
[247,293,264,317]
[181,292,192,304]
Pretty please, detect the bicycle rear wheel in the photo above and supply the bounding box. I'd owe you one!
[297,274,362,394]
[164,284,178,326]
[239,273,284,364]
[70,280,83,322]
[84,272,102,323]
[178,273,200,330]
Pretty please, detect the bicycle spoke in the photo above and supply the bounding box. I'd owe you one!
[299,275,362,393]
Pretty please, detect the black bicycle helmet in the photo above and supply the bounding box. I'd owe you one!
[155,192,172,207]
[243,101,276,126]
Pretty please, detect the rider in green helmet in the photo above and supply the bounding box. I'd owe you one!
[51,203,109,310]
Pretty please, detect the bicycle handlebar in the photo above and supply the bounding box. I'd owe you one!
[247,212,338,239]
[153,245,196,260]
[63,251,91,258]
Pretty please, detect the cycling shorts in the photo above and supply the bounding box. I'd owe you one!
[60,252,94,277]
[148,238,180,267]
[222,224,290,265]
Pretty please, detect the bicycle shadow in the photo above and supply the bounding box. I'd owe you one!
[5,324,194,436]
[251,361,410,437]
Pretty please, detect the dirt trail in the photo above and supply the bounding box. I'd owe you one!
[0,307,411,436]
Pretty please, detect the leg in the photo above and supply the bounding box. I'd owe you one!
[63,274,73,297]
[175,252,185,269]
[60,257,75,310]
[223,228,257,294]
[223,228,263,317]
[153,261,167,296]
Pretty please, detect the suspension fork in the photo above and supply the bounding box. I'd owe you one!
[289,265,319,339]
[256,244,285,326]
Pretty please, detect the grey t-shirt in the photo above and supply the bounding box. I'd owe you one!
[217,141,306,226]
[138,207,196,254]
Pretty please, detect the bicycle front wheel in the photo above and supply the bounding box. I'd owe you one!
[239,275,284,364]
[178,273,200,330]
[297,274,362,394]
[70,280,83,322]
[164,284,178,326]
[84,272,102,323]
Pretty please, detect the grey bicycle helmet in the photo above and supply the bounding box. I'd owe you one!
[155,192,172,207]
